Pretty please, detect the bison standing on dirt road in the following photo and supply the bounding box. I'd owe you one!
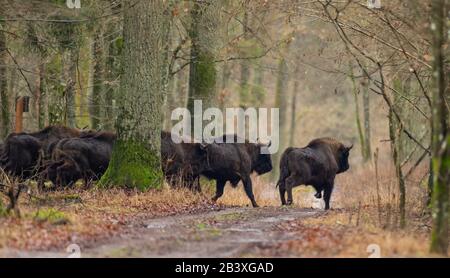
[201,135,272,207]
[276,138,352,210]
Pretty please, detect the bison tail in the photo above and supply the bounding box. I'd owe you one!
[276,147,294,188]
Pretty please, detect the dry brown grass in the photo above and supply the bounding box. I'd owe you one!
[0,183,219,251]
[0,155,434,257]
[216,157,433,257]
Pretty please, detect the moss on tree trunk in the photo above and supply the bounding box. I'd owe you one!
[187,0,220,133]
[99,0,169,189]
[100,140,162,190]
[429,0,449,255]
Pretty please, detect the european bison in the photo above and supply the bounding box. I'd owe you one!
[46,131,116,187]
[161,131,208,191]
[200,135,272,207]
[0,126,82,179]
[0,134,42,179]
[276,138,352,210]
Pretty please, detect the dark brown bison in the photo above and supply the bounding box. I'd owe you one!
[161,131,208,191]
[0,126,82,179]
[0,134,42,178]
[276,138,352,210]
[200,135,272,207]
[46,131,116,187]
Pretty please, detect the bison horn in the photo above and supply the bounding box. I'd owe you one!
[347,144,354,150]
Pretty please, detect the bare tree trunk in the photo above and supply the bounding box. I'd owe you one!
[38,62,48,128]
[362,79,371,161]
[163,69,176,130]
[250,60,265,106]
[390,109,406,229]
[176,66,188,109]
[90,28,106,130]
[187,0,220,136]
[218,62,231,110]
[99,0,169,190]
[272,52,290,181]
[103,25,121,131]
[349,65,365,159]
[289,63,300,147]
[0,11,9,138]
[65,49,78,128]
[239,5,251,108]
[7,67,16,133]
[430,0,449,255]
[33,64,41,130]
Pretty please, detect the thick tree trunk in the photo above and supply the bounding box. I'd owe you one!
[90,29,106,130]
[65,49,78,128]
[430,0,449,255]
[0,16,9,138]
[187,0,219,136]
[99,0,169,190]
[239,7,251,108]
[271,53,290,181]
[289,63,300,147]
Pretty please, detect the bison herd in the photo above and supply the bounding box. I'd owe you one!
[0,126,353,210]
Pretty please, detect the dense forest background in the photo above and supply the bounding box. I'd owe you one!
[0,0,448,256]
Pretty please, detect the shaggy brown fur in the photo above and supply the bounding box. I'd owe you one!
[277,137,352,210]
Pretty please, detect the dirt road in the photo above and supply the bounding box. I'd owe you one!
[1,207,320,258]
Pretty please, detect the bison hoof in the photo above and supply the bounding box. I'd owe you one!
[314,192,322,199]
[286,200,293,206]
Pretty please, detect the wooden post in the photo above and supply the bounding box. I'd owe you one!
[15,97,24,133]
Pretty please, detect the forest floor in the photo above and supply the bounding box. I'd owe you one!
[0,172,435,257]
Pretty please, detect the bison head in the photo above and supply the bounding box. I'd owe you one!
[253,143,273,175]
[336,144,353,173]
[47,157,82,187]
[57,160,82,187]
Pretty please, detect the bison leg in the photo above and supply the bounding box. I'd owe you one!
[212,179,226,202]
[314,185,323,199]
[285,175,299,205]
[323,184,334,210]
[279,182,287,205]
[242,176,258,208]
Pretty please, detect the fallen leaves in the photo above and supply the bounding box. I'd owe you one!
[0,187,223,251]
